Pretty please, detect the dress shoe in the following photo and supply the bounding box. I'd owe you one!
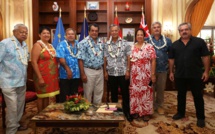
[172,113,185,120]
[18,125,28,131]
[157,107,165,115]
[197,119,205,128]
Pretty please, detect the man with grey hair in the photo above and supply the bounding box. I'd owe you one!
[56,28,80,102]
[0,24,28,133]
[145,21,172,115]
[104,24,138,127]
[169,22,210,127]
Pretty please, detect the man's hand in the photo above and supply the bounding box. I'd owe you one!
[125,71,130,80]
[81,73,87,83]
[169,72,174,82]
[201,71,209,82]
[104,71,108,81]
[66,69,73,79]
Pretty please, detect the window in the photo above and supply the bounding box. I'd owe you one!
[198,26,215,53]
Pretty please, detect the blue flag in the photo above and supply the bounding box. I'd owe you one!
[79,18,89,42]
[52,17,65,49]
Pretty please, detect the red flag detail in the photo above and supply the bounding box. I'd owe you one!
[139,13,150,37]
[114,16,122,38]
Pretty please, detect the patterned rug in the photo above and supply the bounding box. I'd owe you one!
[0,91,215,134]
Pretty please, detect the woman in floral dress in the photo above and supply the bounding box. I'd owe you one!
[31,26,60,112]
[130,28,156,126]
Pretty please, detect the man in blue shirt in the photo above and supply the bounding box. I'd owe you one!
[56,28,80,102]
[0,24,28,133]
[77,23,104,104]
[146,21,172,115]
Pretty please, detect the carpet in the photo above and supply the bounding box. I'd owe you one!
[0,91,215,134]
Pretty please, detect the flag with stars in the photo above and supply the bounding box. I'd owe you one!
[52,17,65,49]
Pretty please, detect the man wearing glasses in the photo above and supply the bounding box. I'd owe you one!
[0,24,28,133]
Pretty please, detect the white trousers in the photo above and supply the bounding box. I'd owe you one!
[1,86,26,134]
[83,67,104,104]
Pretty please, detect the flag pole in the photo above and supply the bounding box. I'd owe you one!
[141,5,144,16]
[58,7,62,42]
[84,6,86,38]
[59,7,62,17]
[115,6,117,17]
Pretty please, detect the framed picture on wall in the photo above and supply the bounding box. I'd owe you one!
[86,1,99,10]
[122,28,135,45]
[51,29,56,43]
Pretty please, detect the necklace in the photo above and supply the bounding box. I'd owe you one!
[149,35,167,49]
[37,40,56,58]
[130,42,146,62]
[11,37,28,65]
[64,40,78,57]
[107,36,122,58]
[87,36,103,56]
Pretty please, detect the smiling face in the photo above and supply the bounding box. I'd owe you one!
[178,24,191,39]
[136,30,145,43]
[110,26,119,39]
[39,29,51,42]
[89,25,99,40]
[13,27,28,42]
[66,29,76,42]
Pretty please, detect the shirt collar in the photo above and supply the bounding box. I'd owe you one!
[11,36,27,48]
[179,35,193,42]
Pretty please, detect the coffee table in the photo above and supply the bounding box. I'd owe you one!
[31,103,125,133]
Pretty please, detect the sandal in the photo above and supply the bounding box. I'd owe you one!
[141,121,148,127]
[143,115,150,122]
[130,121,143,128]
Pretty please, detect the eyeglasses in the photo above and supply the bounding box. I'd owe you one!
[19,31,28,35]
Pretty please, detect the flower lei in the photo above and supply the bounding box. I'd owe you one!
[64,40,78,57]
[107,36,122,58]
[11,37,28,65]
[130,42,146,62]
[149,35,167,49]
[37,40,56,58]
[87,36,103,56]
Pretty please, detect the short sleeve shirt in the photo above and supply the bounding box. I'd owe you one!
[77,36,104,68]
[104,38,131,76]
[56,40,80,79]
[0,36,28,88]
[168,36,210,78]
[145,35,172,72]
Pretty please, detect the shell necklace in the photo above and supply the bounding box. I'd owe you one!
[130,42,146,62]
[107,36,121,58]
[11,37,28,65]
[37,40,56,58]
[64,40,78,57]
[149,35,167,49]
[87,36,103,56]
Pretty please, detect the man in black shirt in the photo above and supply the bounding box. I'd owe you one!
[168,22,210,128]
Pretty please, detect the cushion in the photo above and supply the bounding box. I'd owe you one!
[25,91,37,102]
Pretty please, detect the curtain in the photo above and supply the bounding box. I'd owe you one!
[0,12,3,41]
[190,0,214,36]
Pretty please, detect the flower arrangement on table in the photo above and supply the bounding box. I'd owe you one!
[64,95,91,113]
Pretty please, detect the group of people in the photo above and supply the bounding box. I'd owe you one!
[0,21,210,133]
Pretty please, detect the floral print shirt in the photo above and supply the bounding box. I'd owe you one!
[104,38,131,76]
[0,36,28,88]
[56,40,80,79]
[77,36,104,69]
